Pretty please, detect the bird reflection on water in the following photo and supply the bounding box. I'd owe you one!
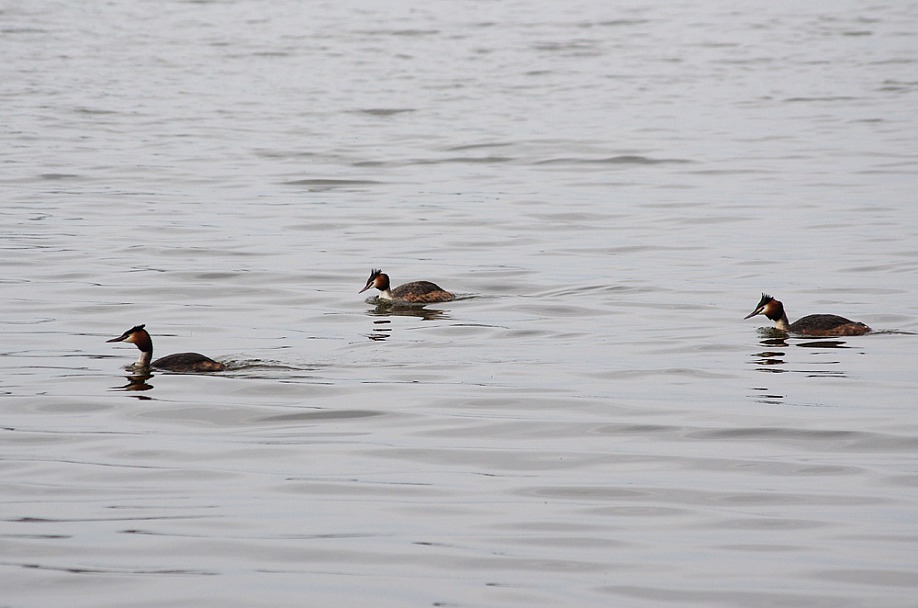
[113,371,155,394]
[365,302,450,342]
[748,333,860,406]
[750,331,854,382]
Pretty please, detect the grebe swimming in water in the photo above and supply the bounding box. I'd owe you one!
[359,269,455,304]
[744,293,870,336]
[107,324,226,372]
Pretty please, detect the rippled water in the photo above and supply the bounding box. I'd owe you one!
[3,1,918,606]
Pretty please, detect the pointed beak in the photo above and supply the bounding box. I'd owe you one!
[744,306,764,320]
[106,335,126,343]
[358,284,371,294]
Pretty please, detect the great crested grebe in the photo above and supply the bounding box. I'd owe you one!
[107,324,226,372]
[359,269,455,304]
[744,293,870,337]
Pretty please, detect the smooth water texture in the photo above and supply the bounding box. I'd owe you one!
[3,1,918,606]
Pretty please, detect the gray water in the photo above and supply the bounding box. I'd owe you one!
[3,1,918,606]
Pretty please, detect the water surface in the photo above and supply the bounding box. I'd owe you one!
[2,1,918,606]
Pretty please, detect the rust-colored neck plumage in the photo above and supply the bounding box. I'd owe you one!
[763,298,790,330]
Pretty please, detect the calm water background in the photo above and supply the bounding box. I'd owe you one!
[3,1,918,606]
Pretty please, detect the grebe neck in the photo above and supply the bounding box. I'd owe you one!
[773,314,790,331]
[763,299,790,330]
[134,349,152,369]
[132,331,154,369]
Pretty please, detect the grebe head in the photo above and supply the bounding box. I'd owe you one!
[359,269,390,294]
[108,324,154,369]
[744,293,784,322]
[107,324,150,347]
